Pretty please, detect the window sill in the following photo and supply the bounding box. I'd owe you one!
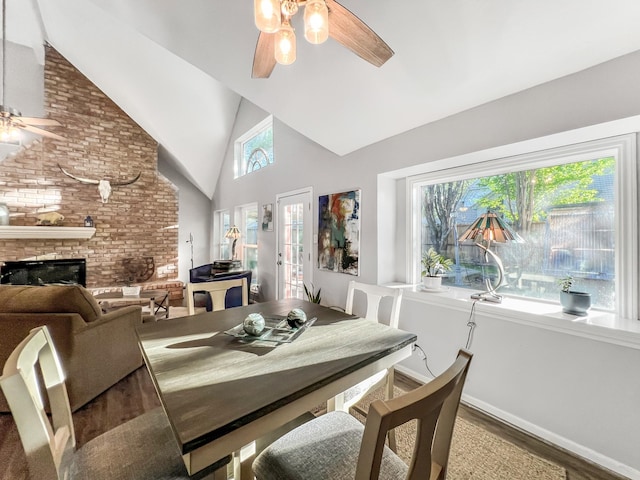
[400,284,640,350]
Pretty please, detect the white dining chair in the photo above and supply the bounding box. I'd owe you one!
[0,325,229,480]
[186,277,248,315]
[253,349,473,480]
[329,280,404,450]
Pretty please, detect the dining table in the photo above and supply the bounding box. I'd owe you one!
[136,298,417,479]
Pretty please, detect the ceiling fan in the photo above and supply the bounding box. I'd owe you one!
[252,0,394,78]
[0,0,63,141]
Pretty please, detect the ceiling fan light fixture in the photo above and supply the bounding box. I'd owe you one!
[304,0,329,44]
[0,0,64,139]
[275,21,296,65]
[254,0,281,33]
[251,0,394,78]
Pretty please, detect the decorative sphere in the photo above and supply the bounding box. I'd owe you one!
[243,313,266,336]
[286,308,307,328]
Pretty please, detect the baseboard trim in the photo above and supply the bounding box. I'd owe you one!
[395,364,639,480]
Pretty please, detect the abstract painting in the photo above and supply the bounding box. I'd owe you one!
[318,189,360,275]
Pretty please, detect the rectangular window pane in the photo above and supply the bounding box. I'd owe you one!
[420,157,615,310]
[242,205,259,284]
[220,211,230,260]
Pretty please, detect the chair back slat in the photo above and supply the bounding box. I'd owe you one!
[187,277,248,314]
[1,326,75,480]
[355,349,473,480]
[345,280,403,327]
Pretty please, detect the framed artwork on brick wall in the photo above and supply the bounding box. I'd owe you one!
[317,189,360,276]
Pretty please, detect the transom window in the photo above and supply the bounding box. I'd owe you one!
[409,135,637,319]
[234,116,274,178]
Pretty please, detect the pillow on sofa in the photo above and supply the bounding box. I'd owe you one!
[0,285,102,322]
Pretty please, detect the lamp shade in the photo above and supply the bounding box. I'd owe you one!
[254,0,281,33]
[225,225,242,240]
[458,211,523,245]
[304,0,329,44]
[275,21,297,65]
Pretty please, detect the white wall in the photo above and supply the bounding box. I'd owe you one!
[158,147,212,285]
[211,50,640,478]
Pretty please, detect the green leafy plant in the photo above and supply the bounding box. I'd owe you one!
[421,247,453,277]
[558,275,574,293]
[304,283,322,304]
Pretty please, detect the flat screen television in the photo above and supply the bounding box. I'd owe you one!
[0,259,87,287]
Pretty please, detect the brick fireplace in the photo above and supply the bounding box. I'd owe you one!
[0,46,180,297]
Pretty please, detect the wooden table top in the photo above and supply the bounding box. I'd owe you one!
[136,298,416,455]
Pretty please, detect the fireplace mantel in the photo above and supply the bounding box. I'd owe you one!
[0,226,96,239]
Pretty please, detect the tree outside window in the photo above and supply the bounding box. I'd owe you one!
[420,157,615,310]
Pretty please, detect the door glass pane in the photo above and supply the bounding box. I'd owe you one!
[283,203,305,299]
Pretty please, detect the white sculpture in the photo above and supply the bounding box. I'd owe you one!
[36,212,65,225]
[58,164,141,203]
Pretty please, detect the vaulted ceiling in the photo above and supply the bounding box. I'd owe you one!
[6,0,640,198]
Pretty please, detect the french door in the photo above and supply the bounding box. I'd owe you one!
[276,189,313,300]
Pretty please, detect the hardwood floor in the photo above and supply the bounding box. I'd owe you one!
[0,367,630,480]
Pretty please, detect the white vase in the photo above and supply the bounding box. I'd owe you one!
[0,203,9,226]
[422,276,442,290]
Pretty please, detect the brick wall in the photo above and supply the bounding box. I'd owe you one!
[0,46,179,289]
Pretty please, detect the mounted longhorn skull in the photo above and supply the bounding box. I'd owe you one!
[58,164,141,203]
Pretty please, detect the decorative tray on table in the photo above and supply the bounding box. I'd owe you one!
[224,315,317,344]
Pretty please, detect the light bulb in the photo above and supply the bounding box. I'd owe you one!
[254,0,281,33]
[304,0,328,44]
[275,22,296,65]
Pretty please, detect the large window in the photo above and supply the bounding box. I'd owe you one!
[234,116,274,178]
[410,135,637,318]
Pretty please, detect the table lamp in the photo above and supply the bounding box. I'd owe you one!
[458,211,523,303]
[225,225,242,260]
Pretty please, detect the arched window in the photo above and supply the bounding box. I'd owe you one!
[234,116,274,178]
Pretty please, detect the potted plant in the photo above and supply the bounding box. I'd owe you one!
[558,275,591,316]
[421,247,453,290]
[303,283,322,304]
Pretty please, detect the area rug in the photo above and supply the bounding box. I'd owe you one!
[323,386,567,480]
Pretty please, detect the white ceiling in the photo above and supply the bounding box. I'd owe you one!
[8,0,640,198]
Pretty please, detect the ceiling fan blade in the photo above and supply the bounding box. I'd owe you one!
[326,0,394,68]
[19,124,65,141]
[14,116,62,126]
[252,32,277,79]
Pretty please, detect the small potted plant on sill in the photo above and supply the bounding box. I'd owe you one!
[558,274,591,316]
[421,247,454,290]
